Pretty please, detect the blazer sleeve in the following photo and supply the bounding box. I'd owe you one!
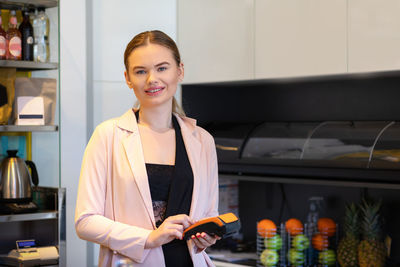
[205,134,219,219]
[74,123,152,263]
[192,130,220,254]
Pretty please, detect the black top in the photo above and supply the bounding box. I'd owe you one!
[146,163,174,224]
[147,163,174,202]
[136,110,194,267]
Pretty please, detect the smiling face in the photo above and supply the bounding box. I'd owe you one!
[124,43,184,110]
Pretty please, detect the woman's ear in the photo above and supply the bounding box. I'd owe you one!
[124,71,133,89]
[178,63,184,82]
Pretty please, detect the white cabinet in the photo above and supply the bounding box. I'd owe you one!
[348,0,400,72]
[178,0,254,83]
[255,0,347,78]
[178,1,400,81]
[178,0,347,82]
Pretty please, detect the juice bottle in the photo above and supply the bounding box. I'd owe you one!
[6,10,22,60]
[0,10,7,59]
[19,9,34,61]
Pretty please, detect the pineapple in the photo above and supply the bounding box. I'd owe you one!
[337,202,360,267]
[357,198,386,267]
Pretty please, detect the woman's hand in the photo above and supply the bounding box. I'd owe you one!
[190,232,221,251]
[145,214,193,249]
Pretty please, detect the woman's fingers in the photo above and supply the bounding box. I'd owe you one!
[192,232,219,249]
[166,228,183,239]
[168,224,184,239]
[166,214,193,228]
[160,214,193,240]
[192,238,206,249]
[166,223,183,232]
[146,215,195,248]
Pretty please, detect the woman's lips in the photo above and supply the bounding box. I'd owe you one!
[145,86,164,96]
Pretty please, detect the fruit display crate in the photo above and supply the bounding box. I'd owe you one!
[257,223,288,267]
[257,221,339,267]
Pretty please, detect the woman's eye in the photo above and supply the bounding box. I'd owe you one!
[135,70,146,75]
[158,66,167,72]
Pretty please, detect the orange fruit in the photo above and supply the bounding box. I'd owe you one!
[317,217,336,237]
[285,218,303,236]
[312,233,329,251]
[257,219,277,238]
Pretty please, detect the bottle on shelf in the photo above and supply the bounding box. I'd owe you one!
[0,10,7,60]
[306,196,325,265]
[33,7,49,62]
[19,9,34,61]
[29,8,37,26]
[6,10,22,60]
[306,196,324,235]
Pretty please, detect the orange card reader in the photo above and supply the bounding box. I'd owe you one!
[183,213,241,240]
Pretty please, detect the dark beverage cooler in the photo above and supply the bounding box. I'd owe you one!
[182,70,400,266]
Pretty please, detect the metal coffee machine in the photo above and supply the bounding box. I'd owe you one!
[0,150,39,213]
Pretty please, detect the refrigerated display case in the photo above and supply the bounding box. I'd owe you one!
[183,70,400,266]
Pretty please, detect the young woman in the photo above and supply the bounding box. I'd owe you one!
[75,30,220,267]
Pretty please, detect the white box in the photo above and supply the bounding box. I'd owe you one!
[16,96,45,125]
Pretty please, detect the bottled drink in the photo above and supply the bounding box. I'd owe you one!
[29,8,36,26]
[0,11,7,59]
[6,10,22,60]
[306,196,324,265]
[19,9,34,61]
[33,7,49,62]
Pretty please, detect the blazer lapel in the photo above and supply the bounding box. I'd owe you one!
[118,110,155,227]
[175,115,202,219]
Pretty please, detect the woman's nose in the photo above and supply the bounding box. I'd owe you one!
[147,70,158,84]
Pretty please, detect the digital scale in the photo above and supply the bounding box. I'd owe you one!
[0,239,59,267]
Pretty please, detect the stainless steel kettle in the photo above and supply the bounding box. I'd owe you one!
[0,150,39,203]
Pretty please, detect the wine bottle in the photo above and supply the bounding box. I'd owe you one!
[19,9,34,61]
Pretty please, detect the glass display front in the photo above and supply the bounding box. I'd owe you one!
[370,122,400,169]
[242,122,319,159]
[214,121,400,170]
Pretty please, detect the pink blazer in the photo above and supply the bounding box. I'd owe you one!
[75,109,219,267]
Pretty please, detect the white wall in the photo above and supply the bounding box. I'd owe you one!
[255,0,347,78]
[178,0,255,83]
[348,0,400,72]
[60,0,88,266]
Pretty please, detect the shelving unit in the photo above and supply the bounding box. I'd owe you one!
[0,187,65,266]
[0,0,57,9]
[0,211,58,222]
[0,125,58,132]
[0,0,59,132]
[0,60,58,70]
[0,0,64,266]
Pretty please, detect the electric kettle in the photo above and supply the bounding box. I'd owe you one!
[0,150,39,203]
